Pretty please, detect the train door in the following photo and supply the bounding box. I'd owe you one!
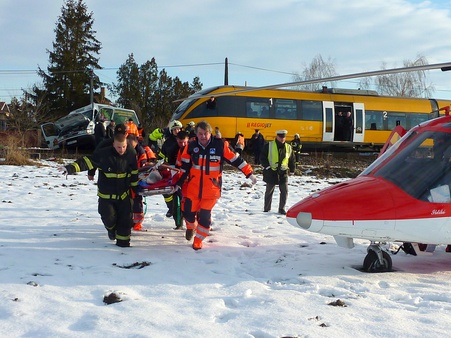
[353,103,365,143]
[322,101,335,142]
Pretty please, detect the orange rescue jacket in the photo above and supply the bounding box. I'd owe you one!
[125,121,139,136]
[177,137,253,199]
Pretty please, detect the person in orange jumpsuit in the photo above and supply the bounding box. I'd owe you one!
[175,120,257,250]
[125,118,139,136]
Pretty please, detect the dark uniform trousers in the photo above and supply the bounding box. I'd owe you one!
[264,178,288,212]
[98,197,133,239]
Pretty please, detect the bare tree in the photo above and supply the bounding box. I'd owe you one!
[359,55,435,98]
[292,54,337,91]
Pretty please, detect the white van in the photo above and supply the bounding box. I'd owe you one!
[41,103,139,149]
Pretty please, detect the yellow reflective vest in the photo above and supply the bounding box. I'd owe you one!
[268,141,292,171]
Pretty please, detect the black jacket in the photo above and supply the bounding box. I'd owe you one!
[65,146,138,200]
[159,134,179,165]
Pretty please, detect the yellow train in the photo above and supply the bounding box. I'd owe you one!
[170,85,450,150]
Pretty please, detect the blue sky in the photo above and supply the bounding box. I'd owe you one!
[2,0,451,102]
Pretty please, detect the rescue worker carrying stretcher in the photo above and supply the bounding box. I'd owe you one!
[159,120,183,220]
[59,128,139,248]
[175,120,257,250]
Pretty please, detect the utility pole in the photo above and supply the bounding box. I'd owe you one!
[224,57,228,86]
[89,68,94,110]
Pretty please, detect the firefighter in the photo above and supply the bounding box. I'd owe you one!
[59,131,138,248]
[159,120,183,220]
[185,121,195,134]
[175,120,257,250]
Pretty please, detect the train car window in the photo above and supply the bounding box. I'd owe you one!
[185,101,218,118]
[274,99,297,120]
[407,113,429,129]
[365,111,384,130]
[387,112,407,130]
[217,96,243,117]
[300,100,322,121]
[245,98,270,118]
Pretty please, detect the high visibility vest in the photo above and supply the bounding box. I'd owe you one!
[149,128,163,141]
[268,141,292,171]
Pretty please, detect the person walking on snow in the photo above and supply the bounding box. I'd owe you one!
[261,130,296,215]
[59,130,138,247]
[159,120,183,219]
[175,120,257,250]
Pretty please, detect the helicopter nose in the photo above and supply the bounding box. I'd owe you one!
[296,212,312,229]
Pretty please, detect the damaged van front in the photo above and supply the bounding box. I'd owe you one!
[41,103,139,150]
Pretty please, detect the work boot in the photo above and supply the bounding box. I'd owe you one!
[116,239,130,248]
[185,229,194,241]
[193,237,203,250]
[278,209,286,215]
[133,223,142,231]
[107,230,115,240]
[165,210,173,218]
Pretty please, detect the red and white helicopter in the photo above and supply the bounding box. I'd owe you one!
[287,106,451,272]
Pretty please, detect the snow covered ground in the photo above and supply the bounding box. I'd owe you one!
[2,160,451,337]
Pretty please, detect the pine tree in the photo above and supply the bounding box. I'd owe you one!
[115,53,141,110]
[114,56,202,131]
[37,0,101,118]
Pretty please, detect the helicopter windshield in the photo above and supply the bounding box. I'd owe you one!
[365,131,451,202]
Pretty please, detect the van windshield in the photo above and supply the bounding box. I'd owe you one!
[113,109,139,125]
[82,109,94,120]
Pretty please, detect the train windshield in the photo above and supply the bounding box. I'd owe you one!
[364,131,451,201]
[171,87,220,120]
[172,98,196,120]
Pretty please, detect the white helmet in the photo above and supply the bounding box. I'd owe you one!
[169,120,183,130]
[188,121,195,126]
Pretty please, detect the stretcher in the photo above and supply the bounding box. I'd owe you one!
[138,163,180,196]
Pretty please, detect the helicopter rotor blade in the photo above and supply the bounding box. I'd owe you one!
[174,61,451,103]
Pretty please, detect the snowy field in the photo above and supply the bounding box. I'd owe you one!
[2,160,451,337]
